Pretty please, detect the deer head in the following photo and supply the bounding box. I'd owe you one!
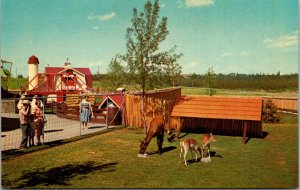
[209,132,217,142]
[139,139,147,154]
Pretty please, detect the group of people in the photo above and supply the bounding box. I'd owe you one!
[18,95,44,149]
[18,94,92,149]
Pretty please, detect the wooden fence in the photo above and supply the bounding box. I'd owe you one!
[124,87,181,128]
[263,97,298,113]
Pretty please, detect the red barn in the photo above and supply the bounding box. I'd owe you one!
[23,59,93,102]
[44,67,93,90]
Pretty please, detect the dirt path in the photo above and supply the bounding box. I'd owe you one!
[1,113,119,151]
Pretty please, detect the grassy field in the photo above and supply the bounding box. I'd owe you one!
[1,113,298,188]
[181,87,298,97]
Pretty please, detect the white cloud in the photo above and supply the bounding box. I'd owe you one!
[160,3,166,8]
[240,51,251,57]
[177,0,184,8]
[87,12,116,21]
[92,26,99,30]
[185,61,201,68]
[263,31,298,49]
[185,0,214,7]
[220,52,233,57]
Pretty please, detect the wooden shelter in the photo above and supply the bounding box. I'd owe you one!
[170,96,263,143]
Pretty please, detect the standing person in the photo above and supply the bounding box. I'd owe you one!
[28,95,41,146]
[28,114,35,146]
[17,94,26,110]
[79,95,93,130]
[19,99,30,149]
[33,100,44,145]
[31,95,44,114]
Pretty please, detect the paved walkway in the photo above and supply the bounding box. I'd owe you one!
[1,113,119,151]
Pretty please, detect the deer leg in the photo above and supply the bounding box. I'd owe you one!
[157,131,163,154]
[202,145,206,157]
[184,148,188,166]
[180,146,183,162]
[199,147,204,158]
[190,150,194,162]
[207,144,211,158]
[195,149,198,161]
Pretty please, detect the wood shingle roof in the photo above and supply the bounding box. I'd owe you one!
[171,96,263,121]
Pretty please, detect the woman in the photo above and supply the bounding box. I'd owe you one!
[33,100,44,145]
[79,95,93,130]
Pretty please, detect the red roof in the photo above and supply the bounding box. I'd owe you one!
[28,55,39,64]
[44,67,93,88]
[99,93,123,108]
[171,96,263,121]
[44,67,92,75]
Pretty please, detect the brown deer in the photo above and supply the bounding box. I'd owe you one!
[180,139,203,166]
[139,116,165,155]
[202,133,216,158]
[167,118,184,142]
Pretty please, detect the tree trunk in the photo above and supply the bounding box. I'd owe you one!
[142,85,147,135]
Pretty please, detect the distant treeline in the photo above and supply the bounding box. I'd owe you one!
[93,73,298,91]
[179,73,298,91]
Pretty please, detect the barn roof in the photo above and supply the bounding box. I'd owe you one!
[44,67,93,88]
[99,93,123,108]
[44,67,92,75]
[171,96,263,121]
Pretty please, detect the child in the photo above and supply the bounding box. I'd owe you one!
[28,114,36,146]
[33,100,44,145]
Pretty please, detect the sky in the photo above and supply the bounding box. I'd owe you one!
[1,0,298,77]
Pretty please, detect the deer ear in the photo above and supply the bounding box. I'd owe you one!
[210,132,213,135]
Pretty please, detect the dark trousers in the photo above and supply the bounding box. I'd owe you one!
[20,123,29,148]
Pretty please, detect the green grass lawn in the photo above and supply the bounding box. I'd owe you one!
[1,113,298,188]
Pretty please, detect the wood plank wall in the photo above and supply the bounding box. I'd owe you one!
[124,87,181,128]
[170,117,263,137]
[263,97,298,113]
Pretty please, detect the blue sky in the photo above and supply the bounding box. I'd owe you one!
[1,0,298,77]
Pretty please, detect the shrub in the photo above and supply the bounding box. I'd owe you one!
[262,99,280,123]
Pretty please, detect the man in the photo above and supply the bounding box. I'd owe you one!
[19,99,30,149]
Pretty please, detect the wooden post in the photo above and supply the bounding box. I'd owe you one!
[243,121,248,144]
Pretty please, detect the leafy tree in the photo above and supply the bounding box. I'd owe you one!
[205,67,216,96]
[103,55,127,91]
[122,0,182,133]
[165,59,182,87]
